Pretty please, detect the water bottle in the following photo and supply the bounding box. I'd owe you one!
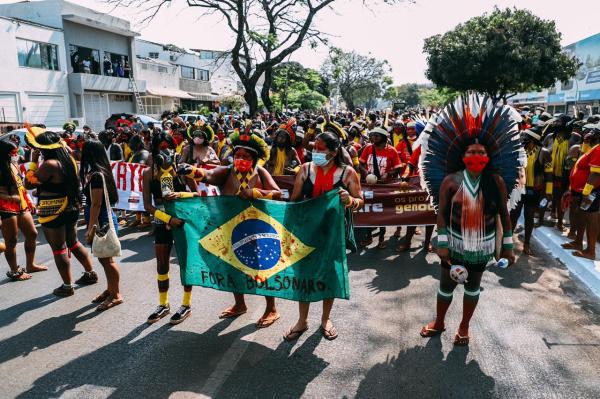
[539,198,551,209]
[486,258,509,269]
[580,192,596,211]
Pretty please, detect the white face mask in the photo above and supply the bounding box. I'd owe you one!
[193,137,204,145]
[10,155,19,163]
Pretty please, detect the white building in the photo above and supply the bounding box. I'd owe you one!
[0,0,147,131]
[0,16,70,127]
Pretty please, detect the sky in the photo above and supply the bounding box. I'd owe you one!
[4,0,600,84]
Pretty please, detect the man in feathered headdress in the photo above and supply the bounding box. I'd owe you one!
[419,94,520,346]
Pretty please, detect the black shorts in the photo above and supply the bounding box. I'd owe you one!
[441,259,487,273]
[0,211,17,220]
[155,225,173,245]
[571,191,600,213]
[40,210,79,228]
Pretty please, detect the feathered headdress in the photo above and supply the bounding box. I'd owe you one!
[420,93,524,210]
[230,130,269,160]
[323,121,348,142]
[24,123,64,150]
[186,120,215,143]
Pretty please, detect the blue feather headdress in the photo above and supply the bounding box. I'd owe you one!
[420,93,525,210]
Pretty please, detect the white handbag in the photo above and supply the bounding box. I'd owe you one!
[91,173,122,258]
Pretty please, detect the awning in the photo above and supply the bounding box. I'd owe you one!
[187,92,219,101]
[146,87,193,99]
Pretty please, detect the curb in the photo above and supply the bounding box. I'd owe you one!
[533,225,600,298]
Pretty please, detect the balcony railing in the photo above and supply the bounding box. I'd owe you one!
[179,78,211,94]
[68,73,146,94]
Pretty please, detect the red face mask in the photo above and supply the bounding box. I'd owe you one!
[217,133,225,141]
[463,155,490,173]
[234,159,253,173]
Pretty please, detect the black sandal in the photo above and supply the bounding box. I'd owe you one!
[283,326,308,342]
[6,267,31,282]
[321,324,338,340]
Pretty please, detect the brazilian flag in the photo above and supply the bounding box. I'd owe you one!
[165,190,350,302]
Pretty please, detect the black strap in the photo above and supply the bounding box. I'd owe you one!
[371,145,381,178]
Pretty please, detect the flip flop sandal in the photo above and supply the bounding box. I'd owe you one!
[6,267,31,282]
[96,298,123,312]
[573,250,596,260]
[561,242,583,250]
[454,334,470,346]
[256,314,281,329]
[218,309,247,319]
[283,326,308,342]
[420,325,445,338]
[321,325,338,341]
[92,290,110,303]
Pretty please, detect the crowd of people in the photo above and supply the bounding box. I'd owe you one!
[1,99,600,345]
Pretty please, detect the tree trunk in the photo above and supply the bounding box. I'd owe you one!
[244,89,259,117]
[261,67,274,112]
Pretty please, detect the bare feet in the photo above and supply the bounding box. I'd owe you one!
[283,321,308,341]
[556,223,566,232]
[26,264,48,273]
[573,250,596,260]
[218,304,247,319]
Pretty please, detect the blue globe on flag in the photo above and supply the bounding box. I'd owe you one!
[231,219,281,270]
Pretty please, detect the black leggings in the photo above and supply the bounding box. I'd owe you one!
[439,261,483,298]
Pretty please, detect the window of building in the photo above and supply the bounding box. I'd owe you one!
[200,51,218,60]
[104,52,130,78]
[181,65,195,79]
[561,80,574,91]
[158,66,168,73]
[149,52,159,59]
[69,45,100,74]
[142,96,162,116]
[197,69,210,81]
[17,38,59,71]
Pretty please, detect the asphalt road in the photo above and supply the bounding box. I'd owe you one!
[1,223,600,399]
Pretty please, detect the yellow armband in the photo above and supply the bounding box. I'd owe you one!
[545,182,553,195]
[252,188,273,200]
[293,165,301,174]
[179,192,194,198]
[583,183,595,197]
[590,166,600,174]
[27,162,38,172]
[154,209,172,224]
[352,156,360,167]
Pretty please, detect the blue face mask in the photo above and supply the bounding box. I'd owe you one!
[312,151,329,166]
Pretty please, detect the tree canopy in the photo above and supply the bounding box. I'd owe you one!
[321,47,392,110]
[423,7,581,103]
[270,62,328,111]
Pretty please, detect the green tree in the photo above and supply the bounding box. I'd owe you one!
[423,7,581,104]
[271,62,328,110]
[321,47,392,110]
[419,87,460,109]
[384,83,423,107]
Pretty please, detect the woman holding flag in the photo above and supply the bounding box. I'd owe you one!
[283,131,363,341]
[177,130,284,329]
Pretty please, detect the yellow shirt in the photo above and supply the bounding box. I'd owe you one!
[273,148,286,176]
[551,136,569,177]
[392,133,404,148]
[525,147,539,187]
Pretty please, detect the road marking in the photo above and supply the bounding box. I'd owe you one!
[197,307,262,398]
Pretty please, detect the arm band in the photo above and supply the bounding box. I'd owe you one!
[293,166,301,174]
[545,182,553,195]
[502,230,514,250]
[352,156,360,167]
[252,188,273,200]
[186,166,205,182]
[179,192,194,198]
[583,183,594,196]
[590,166,600,174]
[27,162,38,172]
[154,210,172,224]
